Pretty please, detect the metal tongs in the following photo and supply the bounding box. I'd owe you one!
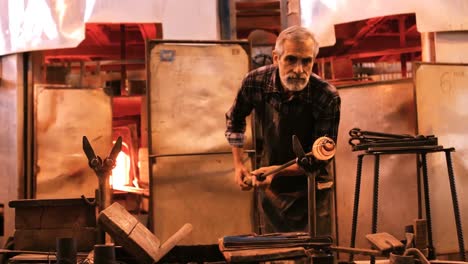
[81,136,122,211]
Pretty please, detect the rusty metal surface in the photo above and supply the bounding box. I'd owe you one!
[335,80,418,252]
[0,54,23,242]
[148,43,253,244]
[415,62,468,254]
[35,86,112,199]
[149,43,251,155]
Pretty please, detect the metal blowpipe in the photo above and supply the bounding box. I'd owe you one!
[243,136,336,186]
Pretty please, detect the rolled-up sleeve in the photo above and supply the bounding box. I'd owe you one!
[225,77,255,148]
[322,94,341,143]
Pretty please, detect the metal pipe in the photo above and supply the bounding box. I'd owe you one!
[421,32,435,62]
[150,150,256,159]
[120,24,127,95]
[308,170,316,237]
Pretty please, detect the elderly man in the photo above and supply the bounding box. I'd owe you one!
[225,26,341,234]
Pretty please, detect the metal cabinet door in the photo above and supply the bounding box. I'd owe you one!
[35,86,112,199]
[148,41,254,244]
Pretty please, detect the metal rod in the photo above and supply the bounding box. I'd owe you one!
[421,153,436,260]
[150,150,256,159]
[417,154,423,219]
[0,249,89,256]
[349,154,364,262]
[307,170,316,238]
[259,159,297,179]
[255,141,336,180]
[444,150,466,261]
[370,154,380,264]
[149,39,249,45]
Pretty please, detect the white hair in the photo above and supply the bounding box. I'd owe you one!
[274,26,320,57]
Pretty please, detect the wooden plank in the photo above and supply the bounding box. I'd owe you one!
[125,223,161,263]
[9,198,96,208]
[330,246,381,256]
[14,228,96,251]
[13,207,42,229]
[221,247,306,262]
[236,16,280,31]
[9,254,57,263]
[9,253,88,263]
[235,1,280,10]
[152,224,193,263]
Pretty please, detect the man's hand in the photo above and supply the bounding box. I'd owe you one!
[235,164,252,191]
[251,165,279,188]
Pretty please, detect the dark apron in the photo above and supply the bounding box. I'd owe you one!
[256,91,332,234]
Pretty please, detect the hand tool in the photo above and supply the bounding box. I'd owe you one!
[349,128,413,139]
[348,128,439,152]
[243,136,336,186]
[82,136,122,211]
[82,136,122,244]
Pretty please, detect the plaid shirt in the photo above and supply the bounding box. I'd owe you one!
[225,64,340,154]
[226,64,341,232]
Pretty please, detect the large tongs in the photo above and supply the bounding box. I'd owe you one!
[81,136,122,211]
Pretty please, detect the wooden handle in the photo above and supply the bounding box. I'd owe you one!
[330,246,382,256]
[153,223,193,262]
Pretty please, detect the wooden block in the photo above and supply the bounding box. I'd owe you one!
[99,202,192,264]
[98,202,160,264]
[365,232,404,252]
[10,199,96,229]
[414,219,428,249]
[14,228,96,251]
[221,247,307,263]
[13,207,43,229]
[15,205,96,229]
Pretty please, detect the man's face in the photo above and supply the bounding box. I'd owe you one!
[273,39,315,92]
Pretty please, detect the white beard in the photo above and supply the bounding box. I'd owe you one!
[281,76,308,91]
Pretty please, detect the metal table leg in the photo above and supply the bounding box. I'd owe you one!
[349,154,364,262]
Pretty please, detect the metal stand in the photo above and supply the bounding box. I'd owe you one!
[348,148,465,262]
[292,135,318,238]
